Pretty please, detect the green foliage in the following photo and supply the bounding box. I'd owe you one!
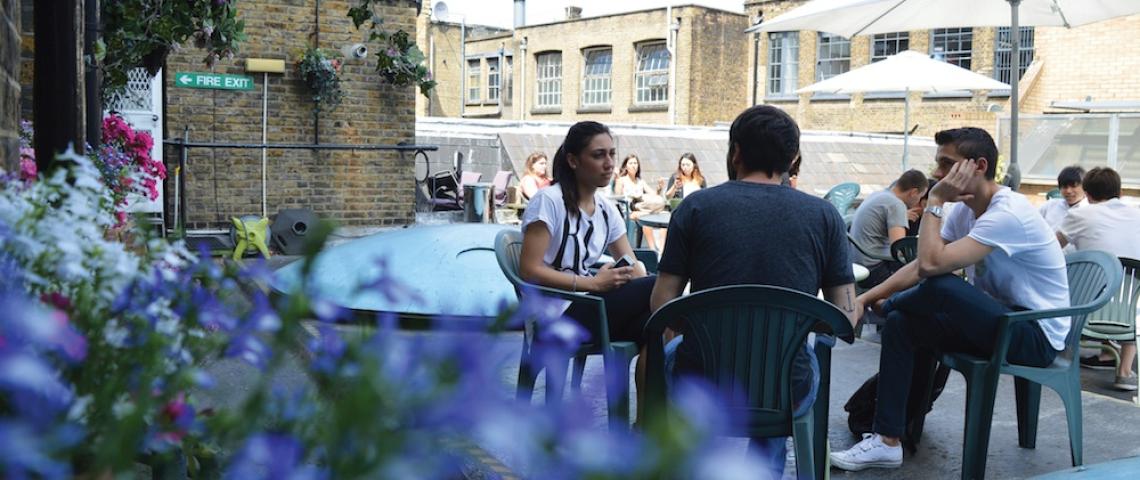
[101,0,247,98]
[347,1,437,97]
[296,48,345,112]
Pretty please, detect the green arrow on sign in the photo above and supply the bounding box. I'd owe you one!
[174,72,255,91]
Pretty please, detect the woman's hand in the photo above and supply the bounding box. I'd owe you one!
[590,263,634,292]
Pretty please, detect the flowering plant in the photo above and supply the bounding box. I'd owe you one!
[91,115,167,224]
[16,119,36,183]
[100,0,247,97]
[296,47,345,112]
[348,1,437,97]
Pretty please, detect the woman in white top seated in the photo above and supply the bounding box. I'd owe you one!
[615,154,666,252]
[519,121,655,407]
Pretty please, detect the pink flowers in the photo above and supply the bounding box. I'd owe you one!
[95,114,167,218]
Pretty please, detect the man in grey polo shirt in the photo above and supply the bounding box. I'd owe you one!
[850,170,928,288]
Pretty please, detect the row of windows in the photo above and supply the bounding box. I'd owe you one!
[767,28,1035,96]
[468,43,671,109]
[467,57,512,103]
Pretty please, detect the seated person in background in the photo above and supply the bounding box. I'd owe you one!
[906,179,938,237]
[832,127,1069,471]
[1039,165,1087,230]
[651,105,859,478]
[1057,167,1140,391]
[519,121,655,410]
[661,153,707,200]
[849,170,928,288]
[519,151,552,201]
[780,154,803,189]
[615,154,666,252]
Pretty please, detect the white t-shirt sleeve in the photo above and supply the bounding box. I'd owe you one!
[1057,208,1087,245]
[521,190,561,237]
[941,203,965,243]
[603,199,627,245]
[968,210,1027,256]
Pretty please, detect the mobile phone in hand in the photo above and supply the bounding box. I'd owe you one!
[613,254,636,269]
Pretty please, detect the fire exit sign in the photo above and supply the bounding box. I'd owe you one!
[174,72,255,91]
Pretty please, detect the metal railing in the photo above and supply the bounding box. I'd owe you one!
[165,129,437,232]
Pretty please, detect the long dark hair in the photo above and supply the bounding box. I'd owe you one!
[552,121,612,217]
[676,152,704,185]
[621,154,641,180]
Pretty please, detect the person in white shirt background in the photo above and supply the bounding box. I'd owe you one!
[1057,167,1140,391]
[1039,165,1088,230]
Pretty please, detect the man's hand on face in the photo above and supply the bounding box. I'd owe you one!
[929,158,981,205]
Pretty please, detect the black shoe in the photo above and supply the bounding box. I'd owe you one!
[1080,355,1116,370]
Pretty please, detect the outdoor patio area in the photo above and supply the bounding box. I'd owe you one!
[198,318,1140,480]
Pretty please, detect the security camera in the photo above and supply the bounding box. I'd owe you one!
[342,43,368,59]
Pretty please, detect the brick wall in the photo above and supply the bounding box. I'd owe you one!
[163,0,419,229]
[419,5,752,126]
[1021,15,1140,114]
[0,0,17,173]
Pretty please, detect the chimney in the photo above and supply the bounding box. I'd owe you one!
[565,6,582,21]
[514,0,526,28]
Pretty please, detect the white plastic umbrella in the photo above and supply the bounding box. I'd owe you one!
[749,0,1140,169]
[797,50,1010,169]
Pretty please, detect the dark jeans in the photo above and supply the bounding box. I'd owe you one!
[873,274,1058,437]
[564,275,655,345]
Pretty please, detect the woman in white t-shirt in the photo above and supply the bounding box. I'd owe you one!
[615,154,666,252]
[519,121,655,408]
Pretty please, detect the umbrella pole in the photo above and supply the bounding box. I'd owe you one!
[1009,0,1022,172]
[903,88,910,171]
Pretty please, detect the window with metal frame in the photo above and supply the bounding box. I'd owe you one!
[816,32,851,81]
[767,32,799,97]
[581,48,613,107]
[931,28,973,70]
[635,42,669,104]
[536,52,562,108]
[871,32,909,62]
[487,58,500,102]
[995,27,1034,84]
[467,59,481,102]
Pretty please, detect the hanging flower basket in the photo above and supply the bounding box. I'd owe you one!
[296,47,345,112]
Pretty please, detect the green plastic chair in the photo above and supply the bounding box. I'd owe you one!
[494,229,639,430]
[890,236,919,264]
[929,250,1123,480]
[643,285,855,479]
[1046,188,1062,200]
[633,248,659,275]
[824,182,861,216]
[1080,257,1140,372]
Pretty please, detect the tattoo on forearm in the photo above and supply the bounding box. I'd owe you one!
[843,289,856,313]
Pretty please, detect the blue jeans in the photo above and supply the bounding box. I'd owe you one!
[665,335,821,477]
[873,274,1057,437]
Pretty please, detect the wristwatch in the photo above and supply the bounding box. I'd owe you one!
[924,205,945,219]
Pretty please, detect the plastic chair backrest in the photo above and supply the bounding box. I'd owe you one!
[1046,188,1062,200]
[494,229,526,296]
[890,236,919,264]
[491,171,514,205]
[458,171,483,200]
[824,182,860,214]
[633,249,658,274]
[1086,257,1140,330]
[645,285,853,438]
[1060,251,1126,356]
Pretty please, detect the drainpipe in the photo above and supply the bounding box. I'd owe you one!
[494,42,505,117]
[428,31,435,117]
[666,9,680,125]
[520,36,528,121]
[751,32,760,106]
[460,18,467,117]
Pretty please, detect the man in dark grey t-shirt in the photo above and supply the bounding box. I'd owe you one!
[849,170,927,287]
[650,105,860,477]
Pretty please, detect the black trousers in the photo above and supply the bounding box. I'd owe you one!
[873,274,1058,437]
[564,275,656,346]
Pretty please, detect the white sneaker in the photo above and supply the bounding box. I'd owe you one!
[830,433,903,471]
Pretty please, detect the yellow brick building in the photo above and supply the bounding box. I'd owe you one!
[416,4,752,126]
